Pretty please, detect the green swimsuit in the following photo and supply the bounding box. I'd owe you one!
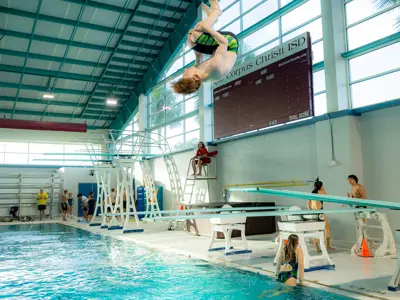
[192,31,239,55]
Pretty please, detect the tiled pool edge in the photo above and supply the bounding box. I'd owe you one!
[63,221,386,300]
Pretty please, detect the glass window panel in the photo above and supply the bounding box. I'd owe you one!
[282,18,322,43]
[166,102,184,122]
[281,0,294,6]
[243,0,278,30]
[166,93,183,107]
[3,142,28,153]
[5,153,28,164]
[220,0,237,10]
[133,122,139,132]
[313,70,325,94]
[150,111,165,128]
[185,97,199,114]
[168,135,184,152]
[347,9,399,50]
[185,130,200,149]
[166,57,183,77]
[243,0,263,12]
[281,0,321,33]
[150,128,165,154]
[349,43,400,82]
[313,93,327,116]
[253,39,280,56]
[242,20,279,53]
[345,0,387,26]
[351,71,400,108]
[312,41,324,63]
[184,50,195,66]
[220,19,241,34]
[150,85,164,103]
[29,143,64,154]
[150,97,165,115]
[216,2,240,30]
[185,115,200,132]
[166,121,184,138]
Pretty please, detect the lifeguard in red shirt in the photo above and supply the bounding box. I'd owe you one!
[192,142,211,176]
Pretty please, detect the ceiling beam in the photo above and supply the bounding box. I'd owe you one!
[62,0,186,14]
[0,29,156,57]
[110,0,202,132]
[0,108,113,120]
[135,11,179,24]
[0,64,137,86]
[0,6,167,43]
[0,49,149,72]
[0,82,130,95]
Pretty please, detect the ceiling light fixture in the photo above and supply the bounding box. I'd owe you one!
[106,97,118,106]
[42,93,54,99]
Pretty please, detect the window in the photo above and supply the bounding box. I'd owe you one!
[281,0,321,34]
[349,43,400,82]
[351,71,400,108]
[282,18,323,43]
[313,70,326,94]
[314,93,327,117]
[242,20,279,53]
[243,0,278,30]
[347,9,399,50]
[215,2,240,30]
[345,0,389,26]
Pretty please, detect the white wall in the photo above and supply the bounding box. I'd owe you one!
[149,106,400,243]
[361,106,400,231]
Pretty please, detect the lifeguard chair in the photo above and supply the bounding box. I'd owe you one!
[167,150,218,231]
[183,150,218,204]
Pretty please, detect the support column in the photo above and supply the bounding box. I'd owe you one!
[138,94,148,132]
[320,0,350,112]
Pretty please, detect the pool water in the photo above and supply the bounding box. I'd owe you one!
[0,224,353,300]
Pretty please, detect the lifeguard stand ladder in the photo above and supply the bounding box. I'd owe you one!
[168,153,218,231]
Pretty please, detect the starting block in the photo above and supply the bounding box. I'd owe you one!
[274,218,335,272]
[351,211,397,258]
[208,205,252,256]
[388,230,400,291]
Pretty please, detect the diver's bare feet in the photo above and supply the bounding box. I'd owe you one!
[210,0,222,16]
[202,3,212,16]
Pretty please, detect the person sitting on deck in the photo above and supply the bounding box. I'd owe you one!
[172,0,238,95]
[191,142,210,176]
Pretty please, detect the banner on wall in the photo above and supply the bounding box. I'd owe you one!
[213,32,314,139]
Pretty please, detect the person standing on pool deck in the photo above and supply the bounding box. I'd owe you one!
[307,179,335,251]
[61,192,68,221]
[172,0,238,94]
[87,192,96,222]
[347,175,367,206]
[275,234,305,286]
[77,194,89,221]
[36,188,48,221]
[67,192,74,218]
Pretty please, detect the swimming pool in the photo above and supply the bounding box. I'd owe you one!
[0,224,353,300]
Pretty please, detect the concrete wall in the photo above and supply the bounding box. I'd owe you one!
[148,106,400,243]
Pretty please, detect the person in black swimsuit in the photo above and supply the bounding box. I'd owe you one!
[87,192,96,222]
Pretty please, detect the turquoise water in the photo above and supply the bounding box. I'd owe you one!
[0,224,353,300]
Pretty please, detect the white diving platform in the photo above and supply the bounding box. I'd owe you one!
[388,230,400,291]
[274,219,335,272]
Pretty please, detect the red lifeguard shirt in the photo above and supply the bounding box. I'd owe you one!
[196,147,208,157]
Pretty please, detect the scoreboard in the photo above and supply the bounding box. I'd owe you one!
[213,32,314,139]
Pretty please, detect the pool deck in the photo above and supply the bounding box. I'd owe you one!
[3,219,398,300]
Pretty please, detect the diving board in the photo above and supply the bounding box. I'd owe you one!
[142,208,375,222]
[100,205,291,217]
[229,188,400,210]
